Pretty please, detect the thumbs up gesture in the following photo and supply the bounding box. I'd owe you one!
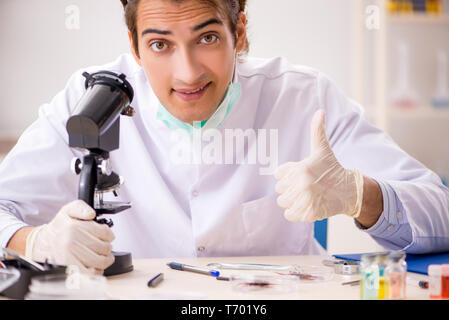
[274,110,364,222]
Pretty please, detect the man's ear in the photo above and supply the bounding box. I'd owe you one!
[235,12,247,54]
[128,30,142,66]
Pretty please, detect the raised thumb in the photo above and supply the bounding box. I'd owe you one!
[310,109,330,154]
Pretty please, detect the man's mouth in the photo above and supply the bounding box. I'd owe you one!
[173,82,212,102]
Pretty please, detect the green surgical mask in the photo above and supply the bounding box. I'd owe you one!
[156,55,241,133]
[156,82,241,134]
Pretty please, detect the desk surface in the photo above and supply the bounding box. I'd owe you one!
[106,255,430,300]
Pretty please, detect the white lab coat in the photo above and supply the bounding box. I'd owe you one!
[1,54,448,258]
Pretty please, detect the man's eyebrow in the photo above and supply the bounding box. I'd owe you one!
[192,18,223,32]
[141,28,172,37]
[141,18,223,37]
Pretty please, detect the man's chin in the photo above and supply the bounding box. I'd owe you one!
[167,105,215,124]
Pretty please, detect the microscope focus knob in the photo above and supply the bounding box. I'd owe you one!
[99,159,112,176]
[121,106,136,117]
[71,158,82,175]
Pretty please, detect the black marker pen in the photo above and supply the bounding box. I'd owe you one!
[148,273,164,288]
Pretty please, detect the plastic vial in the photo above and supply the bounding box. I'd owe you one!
[442,264,449,299]
[428,264,442,299]
[376,253,390,300]
[360,253,379,300]
[384,251,407,300]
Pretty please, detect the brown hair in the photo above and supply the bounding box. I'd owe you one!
[120,0,249,58]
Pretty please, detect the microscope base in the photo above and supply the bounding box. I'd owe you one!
[103,251,133,277]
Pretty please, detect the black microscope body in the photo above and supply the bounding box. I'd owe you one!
[66,71,135,276]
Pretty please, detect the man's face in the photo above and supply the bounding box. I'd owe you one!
[129,0,245,124]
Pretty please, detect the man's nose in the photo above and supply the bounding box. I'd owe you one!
[173,47,205,86]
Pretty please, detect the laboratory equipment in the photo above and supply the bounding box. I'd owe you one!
[442,264,449,298]
[384,251,407,299]
[322,258,360,275]
[208,262,333,282]
[288,265,334,282]
[1,247,66,299]
[207,262,298,272]
[406,276,428,289]
[2,247,45,272]
[432,50,449,108]
[375,252,390,299]
[66,70,135,276]
[387,0,443,13]
[428,264,442,298]
[360,253,380,300]
[229,274,299,294]
[390,43,420,109]
[0,268,20,293]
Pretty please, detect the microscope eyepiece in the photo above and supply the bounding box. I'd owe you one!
[82,71,134,102]
[66,71,135,152]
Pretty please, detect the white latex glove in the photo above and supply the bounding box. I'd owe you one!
[274,110,364,222]
[25,200,115,273]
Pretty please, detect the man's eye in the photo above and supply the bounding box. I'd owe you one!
[200,34,218,45]
[150,41,168,52]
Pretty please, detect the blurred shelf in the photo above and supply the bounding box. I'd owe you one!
[387,105,449,118]
[388,13,449,24]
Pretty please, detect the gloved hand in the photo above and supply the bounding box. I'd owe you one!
[25,200,115,273]
[274,110,364,222]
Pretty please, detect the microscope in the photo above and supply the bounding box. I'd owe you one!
[66,71,135,276]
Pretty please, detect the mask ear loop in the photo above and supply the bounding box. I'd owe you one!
[231,31,239,84]
[231,51,237,84]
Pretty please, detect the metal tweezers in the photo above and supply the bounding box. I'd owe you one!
[342,279,361,286]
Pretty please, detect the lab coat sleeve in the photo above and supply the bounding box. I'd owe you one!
[0,70,87,248]
[317,72,449,254]
[354,179,413,250]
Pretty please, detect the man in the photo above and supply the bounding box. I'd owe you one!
[1,0,448,274]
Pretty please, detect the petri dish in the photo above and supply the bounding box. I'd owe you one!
[229,274,300,294]
[278,265,334,283]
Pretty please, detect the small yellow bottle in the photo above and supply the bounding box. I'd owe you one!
[399,0,414,13]
[426,0,442,14]
[387,0,400,13]
[378,277,390,299]
[376,253,390,300]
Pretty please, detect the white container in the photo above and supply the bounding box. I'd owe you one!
[428,264,442,299]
